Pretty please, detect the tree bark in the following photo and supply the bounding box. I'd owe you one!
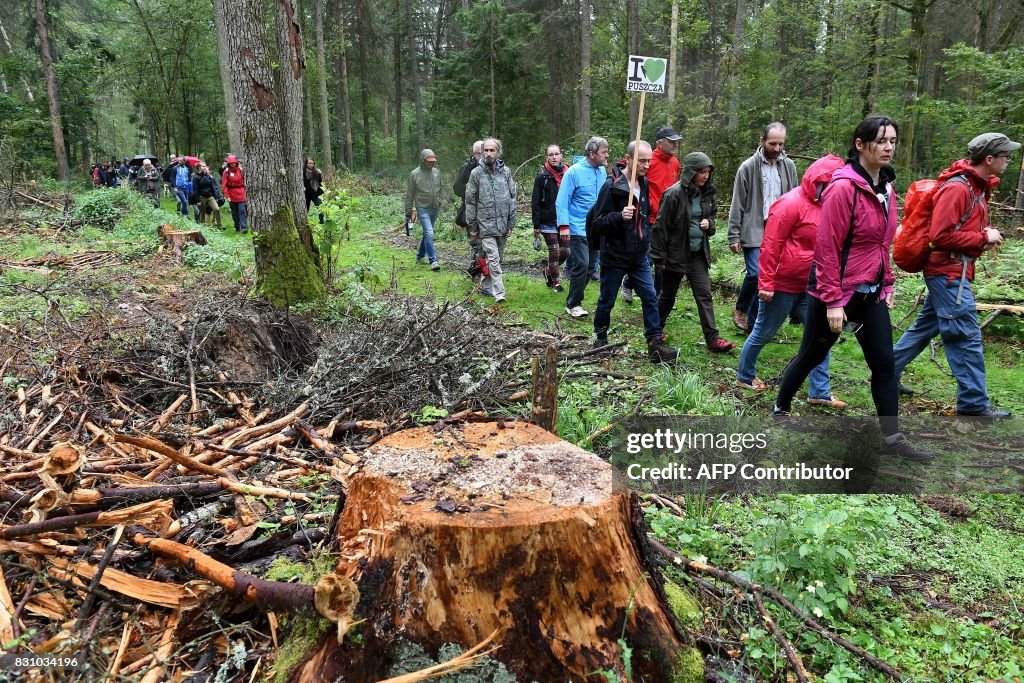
[1015,158,1024,212]
[212,0,324,306]
[333,0,354,168]
[211,0,241,154]
[393,0,403,165]
[667,0,678,122]
[889,0,935,173]
[34,0,69,181]
[627,0,639,136]
[292,422,700,681]
[577,0,591,142]
[357,0,373,167]
[726,0,747,133]
[408,0,424,152]
[315,0,333,172]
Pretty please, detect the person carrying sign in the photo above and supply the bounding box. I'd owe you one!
[891,133,1017,419]
[590,141,678,363]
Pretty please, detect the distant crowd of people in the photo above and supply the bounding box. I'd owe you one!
[402,119,1019,460]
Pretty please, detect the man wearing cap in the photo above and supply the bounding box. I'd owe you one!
[892,132,1018,420]
[405,148,443,271]
[727,122,798,333]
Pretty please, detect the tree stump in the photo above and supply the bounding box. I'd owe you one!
[293,420,702,682]
[158,223,207,261]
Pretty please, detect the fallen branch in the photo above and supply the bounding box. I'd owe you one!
[128,528,317,612]
[648,538,903,681]
[114,434,227,477]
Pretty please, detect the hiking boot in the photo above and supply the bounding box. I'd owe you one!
[565,305,588,318]
[736,378,768,392]
[592,338,614,356]
[648,338,679,364]
[621,285,634,303]
[494,295,506,303]
[897,382,915,396]
[590,272,600,281]
[552,280,564,293]
[732,309,750,332]
[430,261,441,271]
[881,435,934,461]
[545,267,556,287]
[708,338,737,353]
[956,407,1011,421]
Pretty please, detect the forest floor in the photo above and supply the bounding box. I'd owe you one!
[1,178,1023,682]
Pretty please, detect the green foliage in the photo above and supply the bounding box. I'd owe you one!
[73,187,137,229]
[314,188,360,283]
[413,405,449,424]
[556,381,620,446]
[649,366,732,415]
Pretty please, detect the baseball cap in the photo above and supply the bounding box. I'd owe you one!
[655,126,682,141]
[967,133,1021,160]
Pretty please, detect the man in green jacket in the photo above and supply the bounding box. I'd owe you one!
[466,138,517,302]
[405,149,443,271]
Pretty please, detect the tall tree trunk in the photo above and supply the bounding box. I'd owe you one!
[577,0,591,142]
[860,1,883,118]
[393,0,402,165]
[1015,159,1024,212]
[627,0,639,136]
[357,0,372,167]
[333,0,354,167]
[211,0,241,153]
[667,0,678,123]
[488,4,496,135]
[34,0,69,181]
[408,0,424,151]
[315,0,333,171]
[726,0,747,133]
[304,78,315,159]
[545,10,561,142]
[0,17,34,102]
[212,0,323,305]
[891,0,934,172]
[275,0,311,238]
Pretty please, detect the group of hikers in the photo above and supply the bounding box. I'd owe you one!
[94,152,331,235]
[403,117,1019,461]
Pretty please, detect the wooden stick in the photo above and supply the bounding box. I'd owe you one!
[626,91,646,209]
[114,434,227,477]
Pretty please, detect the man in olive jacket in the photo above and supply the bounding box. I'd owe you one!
[465,138,517,302]
[405,148,443,270]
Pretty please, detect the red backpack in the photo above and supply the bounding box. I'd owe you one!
[893,175,980,273]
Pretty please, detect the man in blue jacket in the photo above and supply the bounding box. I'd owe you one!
[556,136,608,317]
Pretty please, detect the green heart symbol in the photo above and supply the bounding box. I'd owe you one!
[643,58,665,84]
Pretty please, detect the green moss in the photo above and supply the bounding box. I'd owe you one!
[270,612,330,683]
[254,205,325,307]
[664,580,702,627]
[671,646,705,683]
[265,548,337,584]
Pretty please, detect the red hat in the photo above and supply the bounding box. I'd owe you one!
[225,154,239,164]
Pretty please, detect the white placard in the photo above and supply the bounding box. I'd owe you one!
[626,55,667,94]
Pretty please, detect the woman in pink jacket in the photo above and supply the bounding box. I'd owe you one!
[736,154,846,408]
[772,116,932,460]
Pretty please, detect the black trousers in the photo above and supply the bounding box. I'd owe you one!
[776,292,898,436]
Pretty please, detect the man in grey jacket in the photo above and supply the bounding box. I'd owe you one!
[466,138,517,302]
[727,123,797,332]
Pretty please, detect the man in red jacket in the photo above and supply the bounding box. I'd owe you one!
[893,132,1019,419]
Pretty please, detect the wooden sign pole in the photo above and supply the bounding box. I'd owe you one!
[626,91,647,210]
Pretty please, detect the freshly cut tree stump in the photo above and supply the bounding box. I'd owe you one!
[158,223,208,261]
[294,420,701,682]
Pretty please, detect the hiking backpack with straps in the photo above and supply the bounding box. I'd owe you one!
[893,174,982,273]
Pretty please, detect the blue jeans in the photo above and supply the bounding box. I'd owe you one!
[736,246,761,324]
[175,188,189,216]
[564,236,591,308]
[415,207,438,263]
[594,262,661,341]
[737,292,832,399]
[894,276,988,413]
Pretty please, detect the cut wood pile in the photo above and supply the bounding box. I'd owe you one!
[0,290,544,681]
